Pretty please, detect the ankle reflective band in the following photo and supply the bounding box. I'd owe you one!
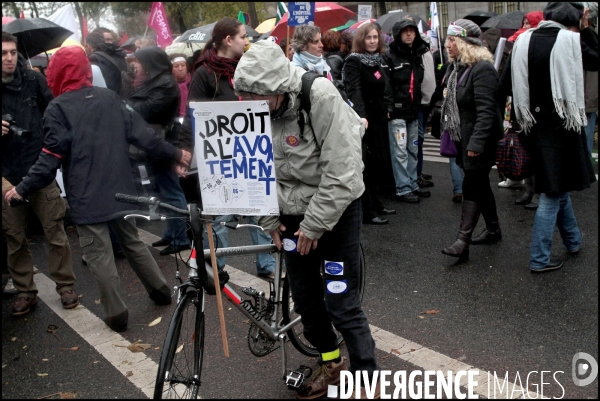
[320,349,340,362]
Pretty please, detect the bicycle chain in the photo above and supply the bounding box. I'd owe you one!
[247,323,280,357]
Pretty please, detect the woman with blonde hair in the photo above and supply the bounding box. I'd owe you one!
[440,19,503,261]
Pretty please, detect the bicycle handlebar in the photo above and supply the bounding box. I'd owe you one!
[115,193,189,216]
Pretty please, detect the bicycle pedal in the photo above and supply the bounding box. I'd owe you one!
[285,365,312,390]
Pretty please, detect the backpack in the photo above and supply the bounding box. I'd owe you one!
[92,51,132,98]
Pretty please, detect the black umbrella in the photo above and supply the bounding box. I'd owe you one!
[463,11,497,27]
[3,18,73,58]
[376,11,430,35]
[481,11,525,30]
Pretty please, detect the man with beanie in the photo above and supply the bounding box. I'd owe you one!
[500,2,597,272]
[384,17,430,203]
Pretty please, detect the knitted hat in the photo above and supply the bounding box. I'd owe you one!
[543,2,584,28]
[447,18,483,46]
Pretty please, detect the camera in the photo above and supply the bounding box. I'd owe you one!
[2,114,32,140]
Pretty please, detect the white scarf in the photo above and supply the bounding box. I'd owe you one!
[511,20,587,133]
[292,51,331,76]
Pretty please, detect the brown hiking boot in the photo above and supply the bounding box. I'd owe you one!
[60,290,80,309]
[296,357,349,399]
[349,378,381,399]
[12,296,37,317]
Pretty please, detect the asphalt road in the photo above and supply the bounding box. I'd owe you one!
[2,151,598,399]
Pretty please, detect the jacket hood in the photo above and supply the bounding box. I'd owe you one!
[391,20,426,54]
[525,11,544,28]
[96,42,128,58]
[234,39,303,95]
[46,46,93,97]
[133,46,172,82]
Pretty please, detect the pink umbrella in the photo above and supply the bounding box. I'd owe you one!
[2,16,15,25]
[348,19,376,30]
[271,2,357,40]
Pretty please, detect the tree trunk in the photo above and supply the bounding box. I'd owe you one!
[7,2,20,18]
[247,2,259,28]
[29,2,39,18]
[72,2,86,46]
[378,2,387,17]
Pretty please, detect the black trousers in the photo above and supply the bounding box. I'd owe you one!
[462,167,499,224]
[281,199,378,374]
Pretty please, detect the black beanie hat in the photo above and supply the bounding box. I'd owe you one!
[543,2,585,28]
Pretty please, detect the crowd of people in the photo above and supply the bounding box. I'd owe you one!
[1,1,597,397]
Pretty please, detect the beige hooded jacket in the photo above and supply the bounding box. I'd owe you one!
[233,40,365,239]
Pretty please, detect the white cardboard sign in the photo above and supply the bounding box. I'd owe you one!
[190,100,279,216]
[358,5,372,21]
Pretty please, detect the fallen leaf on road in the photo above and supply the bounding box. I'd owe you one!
[37,373,48,377]
[176,344,184,354]
[126,371,133,377]
[127,342,152,352]
[391,349,401,355]
[421,309,440,315]
[59,392,77,399]
[22,345,27,349]
[418,316,425,319]
[11,337,16,342]
[154,347,161,351]
[410,349,416,352]
[93,361,99,364]
[59,347,79,351]
[94,299,101,304]
[381,355,390,359]
[78,294,83,299]
[2,364,7,368]
[42,359,49,362]
[148,317,162,327]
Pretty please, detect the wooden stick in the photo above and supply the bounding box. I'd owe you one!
[286,24,290,58]
[206,221,229,357]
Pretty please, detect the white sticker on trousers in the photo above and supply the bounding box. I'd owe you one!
[326,280,348,294]
[283,238,297,252]
[324,261,344,275]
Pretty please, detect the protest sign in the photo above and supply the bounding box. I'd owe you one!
[190,100,279,216]
[358,5,372,21]
[288,2,316,26]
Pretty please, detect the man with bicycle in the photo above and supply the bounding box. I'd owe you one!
[4,46,192,332]
[234,40,379,399]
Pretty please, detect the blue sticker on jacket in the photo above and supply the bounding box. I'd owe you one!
[326,280,348,294]
[324,261,344,275]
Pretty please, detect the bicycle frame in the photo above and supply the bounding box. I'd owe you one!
[180,242,301,379]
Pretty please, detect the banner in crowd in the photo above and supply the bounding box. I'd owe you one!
[358,5,372,21]
[148,2,173,48]
[288,2,316,26]
[190,100,279,216]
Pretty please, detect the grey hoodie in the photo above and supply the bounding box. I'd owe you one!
[234,40,365,239]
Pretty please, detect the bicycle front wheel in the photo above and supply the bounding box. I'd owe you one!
[154,290,204,399]
[282,244,366,357]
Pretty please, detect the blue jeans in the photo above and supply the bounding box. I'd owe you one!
[417,106,431,176]
[204,215,275,275]
[449,157,464,194]
[530,193,582,268]
[154,168,190,247]
[585,112,597,161]
[388,118,419,196]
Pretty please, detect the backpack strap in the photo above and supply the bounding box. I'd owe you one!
[298,71,322,151]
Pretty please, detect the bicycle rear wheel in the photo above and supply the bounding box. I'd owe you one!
[154,290,204,399]
[281,244,366,357]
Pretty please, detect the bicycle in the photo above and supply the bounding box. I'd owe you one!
[115,193,365,399]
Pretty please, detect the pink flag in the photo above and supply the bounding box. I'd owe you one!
[148,2,173,48]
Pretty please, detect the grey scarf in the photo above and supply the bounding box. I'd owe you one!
[440,62,468,141]
[346,52,382,67]
[511,20,587,133]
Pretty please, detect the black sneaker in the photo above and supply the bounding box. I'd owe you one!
[413,189,431,198]
[421,173,432,180]
[396,193,420,203]
[417,177,434,187]
[530,259,564,272]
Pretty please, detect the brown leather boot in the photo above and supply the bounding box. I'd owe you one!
[296,357,349,399]
[471,222,502,245]
[442,201,480,260]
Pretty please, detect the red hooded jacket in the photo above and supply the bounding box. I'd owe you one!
[46,46,93,97]
[508,11,544,43]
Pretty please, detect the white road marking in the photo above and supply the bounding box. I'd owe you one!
[5,227,540,399]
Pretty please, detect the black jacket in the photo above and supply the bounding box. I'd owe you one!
[16,87,182,224]
[179,62,238,149]
[2,56,54,185]
[88,43,128,94]
[499,27,597,194]
[325,51,346,83]
[445,61,503,171]
[383,19,428,120]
